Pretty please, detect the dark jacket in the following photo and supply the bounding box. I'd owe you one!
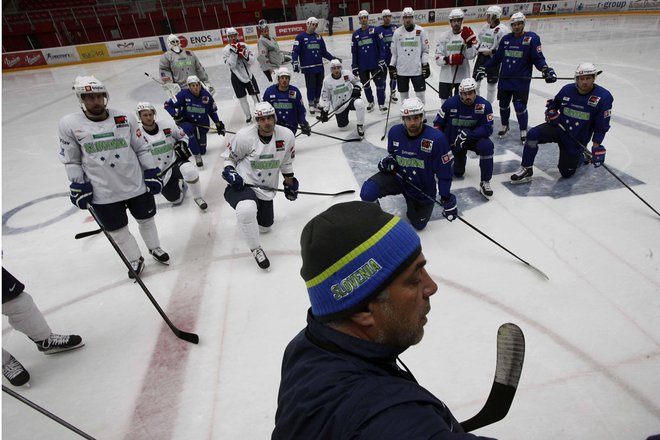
[272,310,496,439]
[2,268,25,303]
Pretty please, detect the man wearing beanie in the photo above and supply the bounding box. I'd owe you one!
[272,201,496,439]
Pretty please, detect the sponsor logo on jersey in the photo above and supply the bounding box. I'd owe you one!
[487,113,494,121]
[604,109,611,118]
[136,128,142,138]
[522,36,532,45]
[289,91,297,99]
[202,96,209,104]
[344,75,349,81]
[450,108,458,113]
[93,132,114,139]
[420,138,433,153]
[442,151,454,164]
[536,45,543,53]
[475,104,485,114]
[393,141,399,147]
[164,128,172,136]
[416,29,421,36]
[276,140,285,151]
[114,115,129,127]
[588,95,601,107]
[563,96,570,101]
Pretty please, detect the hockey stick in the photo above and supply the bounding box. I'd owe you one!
[450,44,465,96]
[73,159,187,240]
[460,323,525,432]
[246,184,355,196]
[145,72,178,103]
[425,80,440,95]
[310,130,362,142]
[492,70,602,81]
[557,124,660,218]
[3,385,96,439]
[397,174,549,280]
[380,93,394,141]
[87,206,199,344]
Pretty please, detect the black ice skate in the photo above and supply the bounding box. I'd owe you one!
[149,247,170,265]
[34,333,84,355]
[3,355,30,386]
[510,166,533,184]
[251,246,270,270]
[357,125,365,137]
[128,256,145,279]
[498,125,510,138]
[480,181,494,198]
[194,197,208,210]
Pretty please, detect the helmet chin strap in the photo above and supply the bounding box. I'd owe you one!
[171,47,182,54]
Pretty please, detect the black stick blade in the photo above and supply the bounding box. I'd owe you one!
[461,323,525,432]
[75,228,102,239]
[176,330,200,344]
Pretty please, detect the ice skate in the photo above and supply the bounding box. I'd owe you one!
[128,256,145,279]
[390,91,398,102]
[194,197,208,210]
[251,246,270,270]
[366,102,375,112]
[35,334,84,355]
[510,166,533,184]
[194,154,203,168]
[357,124,365,137]
[149,247,170,265]
[3,355,30,386]
[480,181,493,198]
[379,105,388,112]
[520,129,527,143]
[498,125,509,138]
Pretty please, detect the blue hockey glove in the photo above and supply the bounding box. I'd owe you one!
[174,140,191,161]
[378,154,398,174]
[144,168,163,195]
[542,67,557,83]
[283,177,299,201]
[351,84,362,99]
[222,165,244,190]
[422,63,431,79]
[69,181,93,209]
[441,194,458,222]
[292,60,301,73]
[378,59,387,75]
[474,66,487,82]
[388,65,397,80]
[215,120,226,136]
[300,123,312,136]
[591,145,606,168]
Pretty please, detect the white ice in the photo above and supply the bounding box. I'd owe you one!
[2,14,660,440]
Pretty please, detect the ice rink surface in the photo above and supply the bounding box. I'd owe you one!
[2,13,660,439]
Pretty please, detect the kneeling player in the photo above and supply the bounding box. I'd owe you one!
[317,59,366,137]
[360,98,456,230]
[137,102,208,210]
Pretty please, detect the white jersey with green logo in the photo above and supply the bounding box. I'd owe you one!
[389,24,430,77]
[320,70,362,114]
[58,108,156,204]
[434,30,477,83]
[141,119,188,186]
[477,22,510,53]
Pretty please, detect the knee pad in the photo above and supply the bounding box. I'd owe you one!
[353,98,364,110]
[235,200,258,224]
[360,180,380,202]
[513,101,527,115]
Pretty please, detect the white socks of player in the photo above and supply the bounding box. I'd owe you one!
[108,226,142,264]
[487,83,497,105]
[235,200,261,251]
[354,99,366,125]
[180,162,207,210]
[239,97,252,122]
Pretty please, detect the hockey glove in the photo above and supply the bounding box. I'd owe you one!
[542,66,557,83]
[222,165,244,190]
[173,111,185,124]
[292,60,301,73]
[144,168,163,195]
[454,130,470,153]
[351,84,362,99]
[238,45,249,60]
[474,66,487,82]
[378,59,387,76]
[545,108,560,124]
[174,140,192,161]
[378,154,399,174]
[422,63,431,79]
[215,121,226,136]
[300,123,312,136]
[69,181,93,210]
[445,54,465,66]
[230,42,240,54]
[461,26,477,48]
[283,177,299,201]
[388,65,397,80]
[591,145,606,168]
[441,194,458,222]
[317,108,330,123]
[352,67,360,78]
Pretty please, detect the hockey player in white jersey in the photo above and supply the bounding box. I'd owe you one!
[159,34,213,97]
[434,9,477,106]
[59,76,169,279]
[222,27,261,123]
[388,7,430,105]
[221,102,298,270]
[473,6,510,103]
[317,59,366,137]
[136,102,208,210]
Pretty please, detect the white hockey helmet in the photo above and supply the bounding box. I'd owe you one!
[459,77,478,94]
[382,9,392,17]
[136,101,156,118]
[186,75,202,86]
[400,97,425,118]
[254,101,277,121]
[402,7,414,17]
[510,12,525,24]
[486,5,503,19]
[575,62,599,79]
[276,66,291,79]
[307,17,319,25]
[167,34,181,51]
[257,19,268,31]
[226,27,238,36]
[358,10,369,18]
[448,9,465,21]
[73,75,108,110]
[330,59,342,69]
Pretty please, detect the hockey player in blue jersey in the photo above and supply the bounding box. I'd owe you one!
[292,17,339,115]
[351,10,387,112]
[375,9,398,102]
[164,75,225,168]
[360,98,457,230]
[433,78,495,198]
[510,63,613,184]
[263,67,311,136]
[477,12,557,142]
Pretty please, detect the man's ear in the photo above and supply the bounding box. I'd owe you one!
[349,307,376,328]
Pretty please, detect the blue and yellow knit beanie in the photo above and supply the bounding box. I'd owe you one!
[300,201,421,321]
